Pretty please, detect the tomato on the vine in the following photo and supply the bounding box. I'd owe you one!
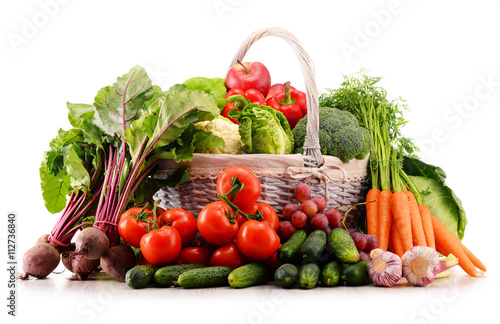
[197,201,239,246]
[236,202,279,232]
[236,219,280,261]
[118,206,165,248]
[216,166,261,211]
[175,247,212,266]
[209,243,248,269]
[159,208,197,247]
[140,226,182,266]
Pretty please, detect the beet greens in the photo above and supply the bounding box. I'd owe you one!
[39,65,222,251]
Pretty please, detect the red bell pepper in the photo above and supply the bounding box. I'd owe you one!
[266,82,306,129]
[222,88,266,124]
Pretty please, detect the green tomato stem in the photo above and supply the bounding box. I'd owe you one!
[216,176,263,222]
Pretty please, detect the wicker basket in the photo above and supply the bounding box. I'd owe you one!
[154,27,369,227]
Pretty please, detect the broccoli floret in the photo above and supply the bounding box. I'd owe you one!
[292,107,371,163]
[356,127,371,160]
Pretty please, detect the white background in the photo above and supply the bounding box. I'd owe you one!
[1,0,499,323]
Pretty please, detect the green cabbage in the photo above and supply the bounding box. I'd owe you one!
[403,157,467,240]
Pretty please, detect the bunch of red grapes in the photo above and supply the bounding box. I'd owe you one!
[277,183,378,260]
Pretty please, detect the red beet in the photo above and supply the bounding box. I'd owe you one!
[74,227,109,260]
[20,243,60,279]
[100,245,136,282]
[70,254,100,280]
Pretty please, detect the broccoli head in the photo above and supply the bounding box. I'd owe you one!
[292,107,371,163]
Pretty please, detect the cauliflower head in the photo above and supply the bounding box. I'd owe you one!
[194,117,246,154]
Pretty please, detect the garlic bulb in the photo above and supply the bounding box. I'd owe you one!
[402,246,458,287]
[367,248,402,287]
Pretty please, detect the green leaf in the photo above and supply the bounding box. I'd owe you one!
[192,129,225,150]
[45,128,85,176]
[40,161,70,214]
[409,175,466,240]
[183,77,227,99]
[124,115,148,162]
[403,156,467,240]
[65,145,91,188]
[118,157,131,195]
[229,104,294,154]
[49,128,84,150]
[93,65,153,136]
[67,102,94,128]
[146,89,220,149]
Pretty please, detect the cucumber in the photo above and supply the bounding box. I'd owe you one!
[321,260,342,287]
[327,228,360,263]
[177,266,232,288]
[299,263,320,289]
[342,260,372,286]
[125,264,157,289]
[301,230,327,261]
[228,262,271,288]
[277,230,307,263]
[274,263,299,289]
[154,264,207,287]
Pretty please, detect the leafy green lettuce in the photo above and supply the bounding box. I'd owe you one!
[403,156,467,240]
[182,76,227,110]
[229,104,294,154]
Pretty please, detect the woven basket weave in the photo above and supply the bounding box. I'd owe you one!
[154,27,368,227]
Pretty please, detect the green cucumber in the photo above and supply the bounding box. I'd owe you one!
[342,260,371,286]
[177,266,232,288]
[154,264,206,287]
[299,263,320,289]
[274,263,299,289]
[125,264,157,289]
[321,260,342,287]
[277,230,307,264]
[228,262,271,288]
[327,228,360,263]
[301,230,327,260]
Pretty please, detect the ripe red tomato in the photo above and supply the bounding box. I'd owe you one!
[236,220,280,261]
[140,226,182,266]
[216,166,261,211]
[197,201,239,246]
[175,247,212,266]
[264,244,283,275]
[236,202,279,232]
[118,206,165,248]
[159,209,197,247]
[138,252,151,266]
[209,243,248,269]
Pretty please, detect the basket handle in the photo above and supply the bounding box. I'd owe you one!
[227,27,323,167]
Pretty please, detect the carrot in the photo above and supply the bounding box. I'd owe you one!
[431,215,478,277]
[405,191,427,247]
[434,240,448,256]
[459,241,487,272]
[418,205,435,249]
[377,190,393,251]
[391,191,413,252]
[366,188,381,241]
[390,221,405,258]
